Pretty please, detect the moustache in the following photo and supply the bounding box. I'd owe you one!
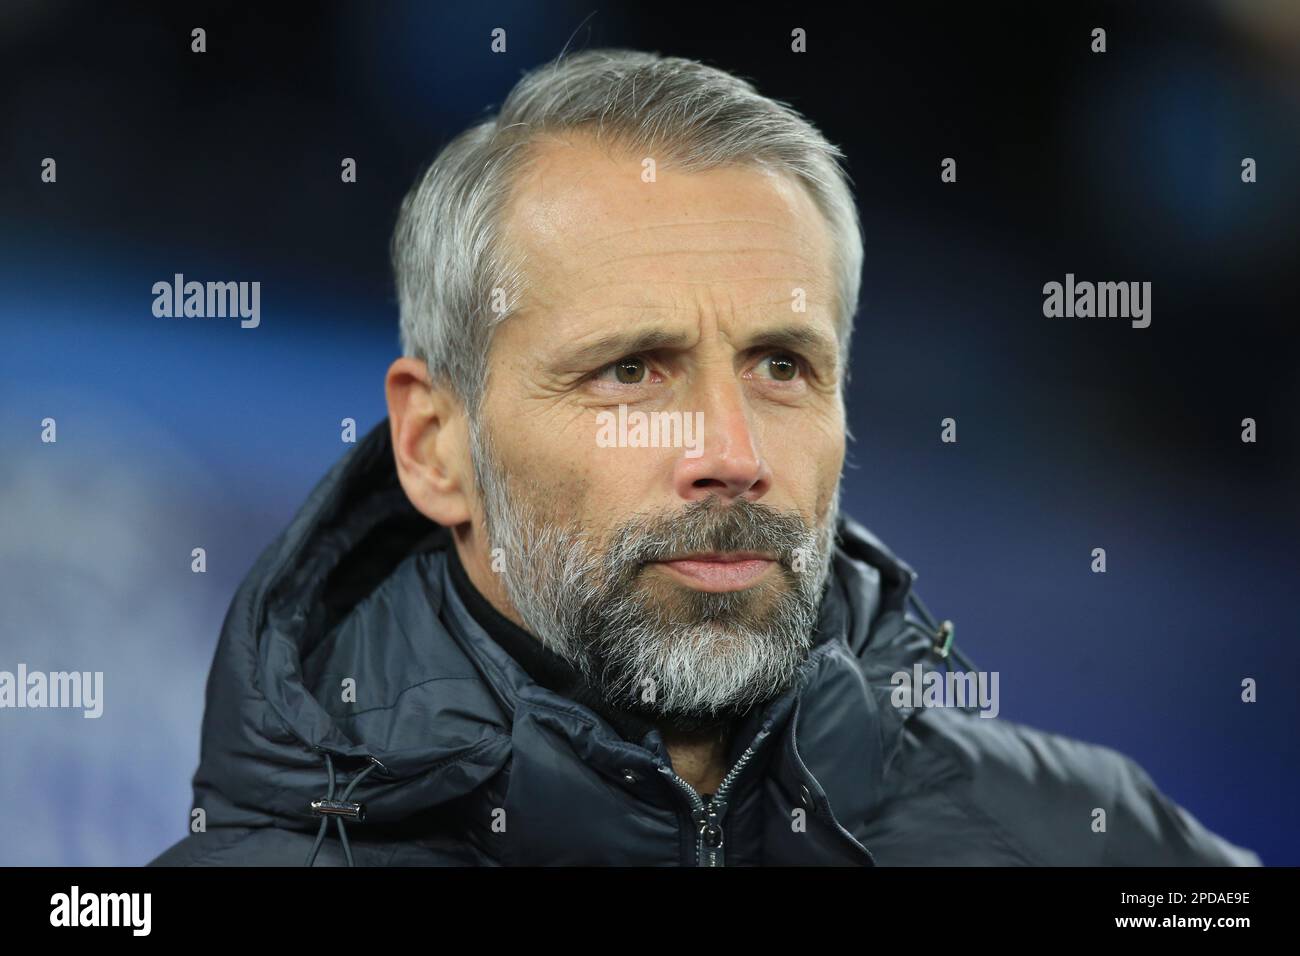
[601,496,820,574]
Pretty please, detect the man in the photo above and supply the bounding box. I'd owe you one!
[152,49,1258,866]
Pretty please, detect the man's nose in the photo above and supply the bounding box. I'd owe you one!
[671,382,773,504]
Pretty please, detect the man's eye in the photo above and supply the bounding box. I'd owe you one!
[761,353,802,382]
[598,357,649,384]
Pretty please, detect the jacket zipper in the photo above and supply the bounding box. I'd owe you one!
[661,745,758,867]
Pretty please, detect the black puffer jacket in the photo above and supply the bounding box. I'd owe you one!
[150,421,1259,866]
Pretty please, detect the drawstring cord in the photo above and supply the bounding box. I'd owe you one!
[306,752,379,866]
[906,589,979,673]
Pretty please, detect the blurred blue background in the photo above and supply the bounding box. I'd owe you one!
[1,0,1297,864]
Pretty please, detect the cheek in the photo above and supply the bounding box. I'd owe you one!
[821,437,847,516]
[498,425,599,526]
[769,424,843,511]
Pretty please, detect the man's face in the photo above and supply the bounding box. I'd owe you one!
[471,133,847,729]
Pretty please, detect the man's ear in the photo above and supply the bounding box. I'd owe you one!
[385,357,473,528]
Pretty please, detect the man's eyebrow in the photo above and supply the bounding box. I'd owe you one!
[742,326,838,365]
[556,328,694,369]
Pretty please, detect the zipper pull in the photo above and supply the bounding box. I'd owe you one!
[694,796,727,866]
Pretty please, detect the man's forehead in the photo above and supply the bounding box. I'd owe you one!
[501,134,837,307]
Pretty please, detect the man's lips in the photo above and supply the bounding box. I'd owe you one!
[649,551,777,592]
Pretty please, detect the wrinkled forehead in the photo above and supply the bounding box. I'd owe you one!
[499,133,838,317]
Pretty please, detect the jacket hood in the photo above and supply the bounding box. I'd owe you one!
[190,419,941,841]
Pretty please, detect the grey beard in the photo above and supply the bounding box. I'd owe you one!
[469,418,839,730]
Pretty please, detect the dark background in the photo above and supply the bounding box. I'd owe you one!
[1,0,1296,864]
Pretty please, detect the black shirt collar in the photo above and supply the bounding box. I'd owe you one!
[443,544,659,745]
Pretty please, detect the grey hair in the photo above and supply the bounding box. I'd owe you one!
[391,47,863,418]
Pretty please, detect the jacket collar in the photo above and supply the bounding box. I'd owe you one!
[435,523,936,864]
